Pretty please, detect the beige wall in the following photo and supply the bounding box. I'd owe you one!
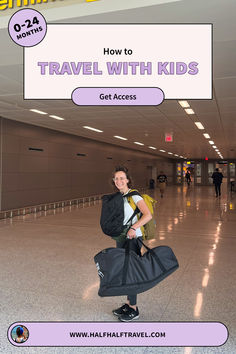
[0,118,172,211]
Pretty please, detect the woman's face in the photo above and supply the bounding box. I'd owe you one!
[113,171,129,193]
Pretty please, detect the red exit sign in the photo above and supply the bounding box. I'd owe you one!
[165,133,173,142]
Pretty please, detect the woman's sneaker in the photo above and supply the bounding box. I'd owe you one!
[119,307,139,322]
[112,303,130,316]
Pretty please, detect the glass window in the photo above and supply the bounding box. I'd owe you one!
[176,176,182,184]
[208,163,214,176]
[176,163,182,176]
[196,163,202,177]
[229,163,235,178]
[196,177,201,183]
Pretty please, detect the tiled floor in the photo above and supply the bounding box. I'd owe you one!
[1,184,235,353]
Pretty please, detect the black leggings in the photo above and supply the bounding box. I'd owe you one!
[116,237,142,306]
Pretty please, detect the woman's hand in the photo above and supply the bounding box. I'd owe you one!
[127,227,136,239]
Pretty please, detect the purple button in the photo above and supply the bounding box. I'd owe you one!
[8,321,228,347]
[71,87,164,106]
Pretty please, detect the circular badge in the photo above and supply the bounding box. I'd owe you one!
[10,325,29,344]
[8,9,47,47]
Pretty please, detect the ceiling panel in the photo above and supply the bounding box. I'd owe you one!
[214,77,236,98]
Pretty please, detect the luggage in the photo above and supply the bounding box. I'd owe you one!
[128,190,157,240]
[94,239,179,297]
[100,191,139,237]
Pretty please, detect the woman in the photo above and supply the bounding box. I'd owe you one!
[15,326,26,343]
[112,166,152,322]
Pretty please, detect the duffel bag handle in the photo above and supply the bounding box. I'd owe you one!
[137,237,151,250]
[137,238,167,273]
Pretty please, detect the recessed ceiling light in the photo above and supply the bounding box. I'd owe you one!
[209,141,214,145]
[134,142,144,146]
[148,146,157,150]
[159,149,166,152]
[83,126,103,132]
[185,108,195,115]
[203,133,210,138]
[30,109,47,115]
[180,156,184,158]
[195,122,205,130]
[215,149,219,152]
[178,101,190,108]
[174,154,179,157]
[114,136,127,140]
[213,145,217,148]
[168,152,173,155]
[49,115,64,120]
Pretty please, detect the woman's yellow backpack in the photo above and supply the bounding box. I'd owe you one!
[127,189,157,240]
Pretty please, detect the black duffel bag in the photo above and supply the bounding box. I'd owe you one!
[94,239,179,297]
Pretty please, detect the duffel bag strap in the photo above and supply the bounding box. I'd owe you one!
[137,238,167,273]
[121,239,131,285]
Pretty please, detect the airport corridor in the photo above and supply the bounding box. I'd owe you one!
[0,184,235,353]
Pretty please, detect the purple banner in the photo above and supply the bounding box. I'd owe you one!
[8,322,228,347]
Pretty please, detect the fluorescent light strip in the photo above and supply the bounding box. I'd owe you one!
[148,146,157,150]
[30,109,47,115]
[215,149,219,152]
[209,141,214,145]
[185,108,195,115]
[83,126,103,133]
[213,145,217,148]
[180,156,184,158]
[134,142,144,146]
[114,135,127,141]
[49,115,64,121]
[159,149,166,153]
[168,152,173,155]
[195,122,205,130]
[174,154,179,157]
[178,101,190,108]
[203,133,210,139]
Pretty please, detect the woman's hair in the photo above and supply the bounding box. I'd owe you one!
[112,166,133,188]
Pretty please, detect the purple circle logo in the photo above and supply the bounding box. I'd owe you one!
[8,9,47,47]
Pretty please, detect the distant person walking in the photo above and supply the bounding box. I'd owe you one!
[149,178,155,190]
[185,170,191,186]
[211,168,224,197]
[157,171,167,198]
